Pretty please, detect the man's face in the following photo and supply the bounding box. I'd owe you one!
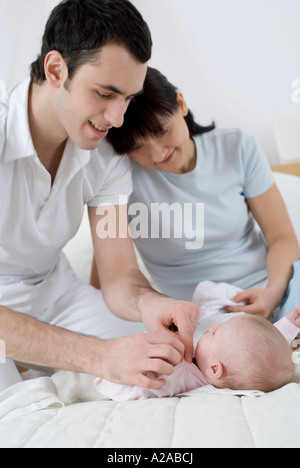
[55,43,147,150]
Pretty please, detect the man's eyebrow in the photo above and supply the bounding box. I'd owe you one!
[95,83,144,98]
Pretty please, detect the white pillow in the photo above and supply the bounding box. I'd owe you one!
[274,172,300,244]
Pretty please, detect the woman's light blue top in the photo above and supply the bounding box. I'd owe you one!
[129,129,274,301]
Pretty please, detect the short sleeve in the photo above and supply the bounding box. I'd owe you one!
[274,317,300,345]
[0,79,8,157]
[241,131,274,198]
[87,154,133,207]
[0,79,9,105]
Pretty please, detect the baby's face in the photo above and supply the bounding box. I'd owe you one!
[195,314,294,391]
[195,323,222,374]
[194,317,243,376]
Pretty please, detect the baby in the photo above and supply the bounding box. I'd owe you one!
[195,312,296,393]
[95,282,300,401]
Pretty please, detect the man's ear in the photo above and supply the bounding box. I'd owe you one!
[44,50,67,89]
[208,361,224,380]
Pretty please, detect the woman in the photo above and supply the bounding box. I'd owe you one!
[94,67,300,320]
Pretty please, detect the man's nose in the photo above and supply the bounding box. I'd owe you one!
[104,102,126,128]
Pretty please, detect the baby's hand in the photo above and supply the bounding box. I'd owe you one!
[287,306,300,328]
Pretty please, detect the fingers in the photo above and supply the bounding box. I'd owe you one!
[147,333,185,365]
[226,304,257,314]
[224,292,251,311]
[138,334,185,388]
[231,291,249,304]
[172,303,200,362]
[179,329,194,362]
[146,358,174,376]
[102,334,182,390]
[224,290,253,313]
[225,289,272,318]
[137,374,166,390]
[126,335,183,390]
[226,301,270,319]
[142,298,199,364]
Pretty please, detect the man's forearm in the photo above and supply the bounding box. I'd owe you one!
[0,304,188,389]
[101,268,163,322]
[0,305,105,375]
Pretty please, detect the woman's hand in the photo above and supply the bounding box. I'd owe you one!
[141,295,200,362]
[225,288,280,319]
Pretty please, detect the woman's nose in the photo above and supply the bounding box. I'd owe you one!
[151,145,169,163]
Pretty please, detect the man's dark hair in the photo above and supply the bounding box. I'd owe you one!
[107,67,215,155]
[30,0,152,84]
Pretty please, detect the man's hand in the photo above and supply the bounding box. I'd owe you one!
[98,333,185,389]
[141,295,200,362]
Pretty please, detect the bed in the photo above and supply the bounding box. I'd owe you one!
[0,165,300,449]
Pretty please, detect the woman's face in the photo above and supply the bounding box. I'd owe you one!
[129,93,196,174]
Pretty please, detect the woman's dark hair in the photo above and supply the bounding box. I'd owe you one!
[107,67,215,155]
[30,0,152,84]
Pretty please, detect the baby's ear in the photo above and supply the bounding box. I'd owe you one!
[208,361,224,380]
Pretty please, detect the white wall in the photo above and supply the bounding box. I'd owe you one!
[0,0,299,164]
[0,0,59,86]
[132,0,300,164]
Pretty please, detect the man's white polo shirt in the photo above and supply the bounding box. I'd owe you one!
[0,78,132,312]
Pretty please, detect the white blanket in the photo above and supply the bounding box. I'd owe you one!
[0,314,299,448]
[0,377,64,422]
[0,370,300,448]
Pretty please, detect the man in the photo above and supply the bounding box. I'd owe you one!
[0,0,199,393]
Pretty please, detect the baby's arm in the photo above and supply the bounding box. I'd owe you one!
[274,307,300,345]
[94,361,204,401]
[94,372,166,401]
[95,367,183,401]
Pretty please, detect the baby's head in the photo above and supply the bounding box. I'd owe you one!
[195,314,293,392]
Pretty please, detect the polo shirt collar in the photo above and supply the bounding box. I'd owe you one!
[3,77,36,163]
[3,78,96,170]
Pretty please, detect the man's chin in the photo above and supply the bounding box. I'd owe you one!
[76,137,105,151]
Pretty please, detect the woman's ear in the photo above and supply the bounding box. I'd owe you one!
[44,50,67,89]
[176,92,189,117]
